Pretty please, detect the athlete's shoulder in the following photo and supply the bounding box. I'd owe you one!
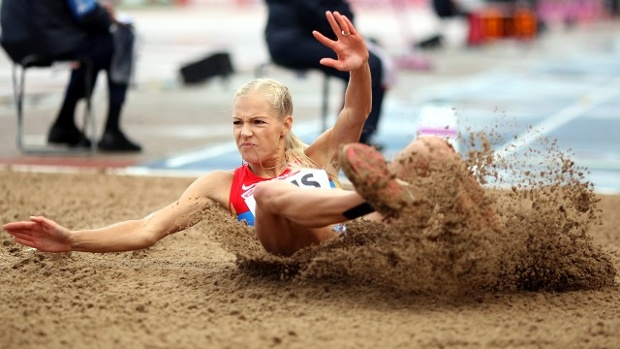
[191,170,234,192]
[184,170,234,207]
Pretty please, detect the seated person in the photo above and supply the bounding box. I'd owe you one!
[263,0,396,148]
[0,0,141,151]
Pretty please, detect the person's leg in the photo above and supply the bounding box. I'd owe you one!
[47,64,97,146]
[50,65,94,131]
[341,137,499,229]
[389,136,500,229]
[252,180,368,256]
[98,26,141,152]
[48,60,104,146]
[389,135,457,177]
[48,34,111,146]
[97,76,141,152]
[49,33,140,151]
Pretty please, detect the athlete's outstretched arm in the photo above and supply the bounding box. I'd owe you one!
[307,11,372,167]
[3,171,231,253]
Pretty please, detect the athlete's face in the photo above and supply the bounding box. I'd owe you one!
[232,92,291,167]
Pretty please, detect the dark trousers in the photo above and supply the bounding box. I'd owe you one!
[59,33,128,110]
[54,32,128,133]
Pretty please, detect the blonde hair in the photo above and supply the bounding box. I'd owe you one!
[234,78,322,171]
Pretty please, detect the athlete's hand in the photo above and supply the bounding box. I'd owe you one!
[313,11,369,73]
[3,216,72,252]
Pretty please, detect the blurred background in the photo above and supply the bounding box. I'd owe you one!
[0,0,618,192]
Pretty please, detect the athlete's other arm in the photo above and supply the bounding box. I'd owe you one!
[3,171,232,253]
[307,11,372,167]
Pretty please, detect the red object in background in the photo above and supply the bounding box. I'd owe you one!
[483,7,505,40]
[467,12,485,46]
[513,7,537,40]
[468,5,538,46]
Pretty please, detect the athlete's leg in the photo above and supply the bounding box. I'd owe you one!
[252,181,367,256]
[389,135,458,178]
[341,137,499,229]
[389,136,500,229]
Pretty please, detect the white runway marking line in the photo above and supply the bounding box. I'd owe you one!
[494,76,620,159]
[164,143,238,168]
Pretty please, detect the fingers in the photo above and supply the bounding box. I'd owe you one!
[30,216,56,231]
[335,12,354,36]
[29,215,46,223]
[312,30,333,49]
[325,11,354,39]
[325,11,341,39]
[314,11,367,72]
[3,222,39,249]
[9,231,37,247]
[4,217,47,239]
[3,220,38,231]
[3,216,47,233]
[318,57,338,70]
[314,11,360,47]
[4,216,69,252]
[341,14,357,36]
[334,12,351,37]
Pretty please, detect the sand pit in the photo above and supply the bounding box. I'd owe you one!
[1,133,619,348]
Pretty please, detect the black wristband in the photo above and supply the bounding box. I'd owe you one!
[342,202,375,220]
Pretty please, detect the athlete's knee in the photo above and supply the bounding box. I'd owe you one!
[413,135,455,155]
[391,136,460,177]
[253,181,275,204]
[253,181,290,212]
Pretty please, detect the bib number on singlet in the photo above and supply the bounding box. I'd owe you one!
[243,168,332,217]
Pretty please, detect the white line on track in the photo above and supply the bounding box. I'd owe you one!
[164,142,238,168]
[494,76,620,159]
